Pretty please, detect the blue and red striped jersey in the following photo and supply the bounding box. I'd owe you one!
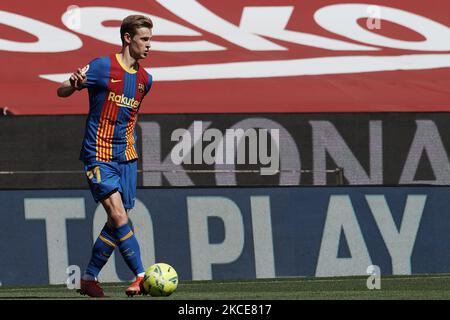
[79,54,152,163]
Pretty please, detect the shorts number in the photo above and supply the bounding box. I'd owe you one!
[86,166,101,182]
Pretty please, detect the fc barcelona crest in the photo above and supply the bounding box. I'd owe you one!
[138,83,145,94]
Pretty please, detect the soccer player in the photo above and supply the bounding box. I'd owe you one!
[57,15,153,298]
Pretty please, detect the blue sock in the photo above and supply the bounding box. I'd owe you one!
[85,224,117,279]
[113,223,145,276]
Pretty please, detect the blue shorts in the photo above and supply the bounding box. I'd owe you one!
[84,159,137,209]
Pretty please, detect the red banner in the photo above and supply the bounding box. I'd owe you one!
[1,0,449,114]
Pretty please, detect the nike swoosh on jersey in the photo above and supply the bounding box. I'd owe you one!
[111,79,122,83]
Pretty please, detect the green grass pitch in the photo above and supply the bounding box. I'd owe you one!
[1,274,450,300]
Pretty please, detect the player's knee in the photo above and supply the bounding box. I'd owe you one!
[109,208,128,227]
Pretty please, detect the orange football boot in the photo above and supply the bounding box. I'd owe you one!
[78,279,105,298]
[125,276,145,297]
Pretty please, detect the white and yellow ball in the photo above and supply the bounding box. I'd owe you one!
[143,263,178,297]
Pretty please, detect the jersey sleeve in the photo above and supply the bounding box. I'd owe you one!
[82,57,108,89]
[144,72,153,96]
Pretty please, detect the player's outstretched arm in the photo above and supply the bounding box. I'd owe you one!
[57,68,87,97]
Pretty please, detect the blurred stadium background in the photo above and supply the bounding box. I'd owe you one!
[1,0,450,299]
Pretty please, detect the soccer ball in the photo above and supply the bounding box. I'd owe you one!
[143,263,178,297]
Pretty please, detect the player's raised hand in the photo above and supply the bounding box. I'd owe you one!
[69,68,87,90]
[57,67,87,97]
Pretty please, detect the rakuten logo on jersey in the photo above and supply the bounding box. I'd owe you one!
[108,92,140,110]
[1,1,449,81]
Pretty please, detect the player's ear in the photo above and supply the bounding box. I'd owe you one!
[124,32,132,45]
